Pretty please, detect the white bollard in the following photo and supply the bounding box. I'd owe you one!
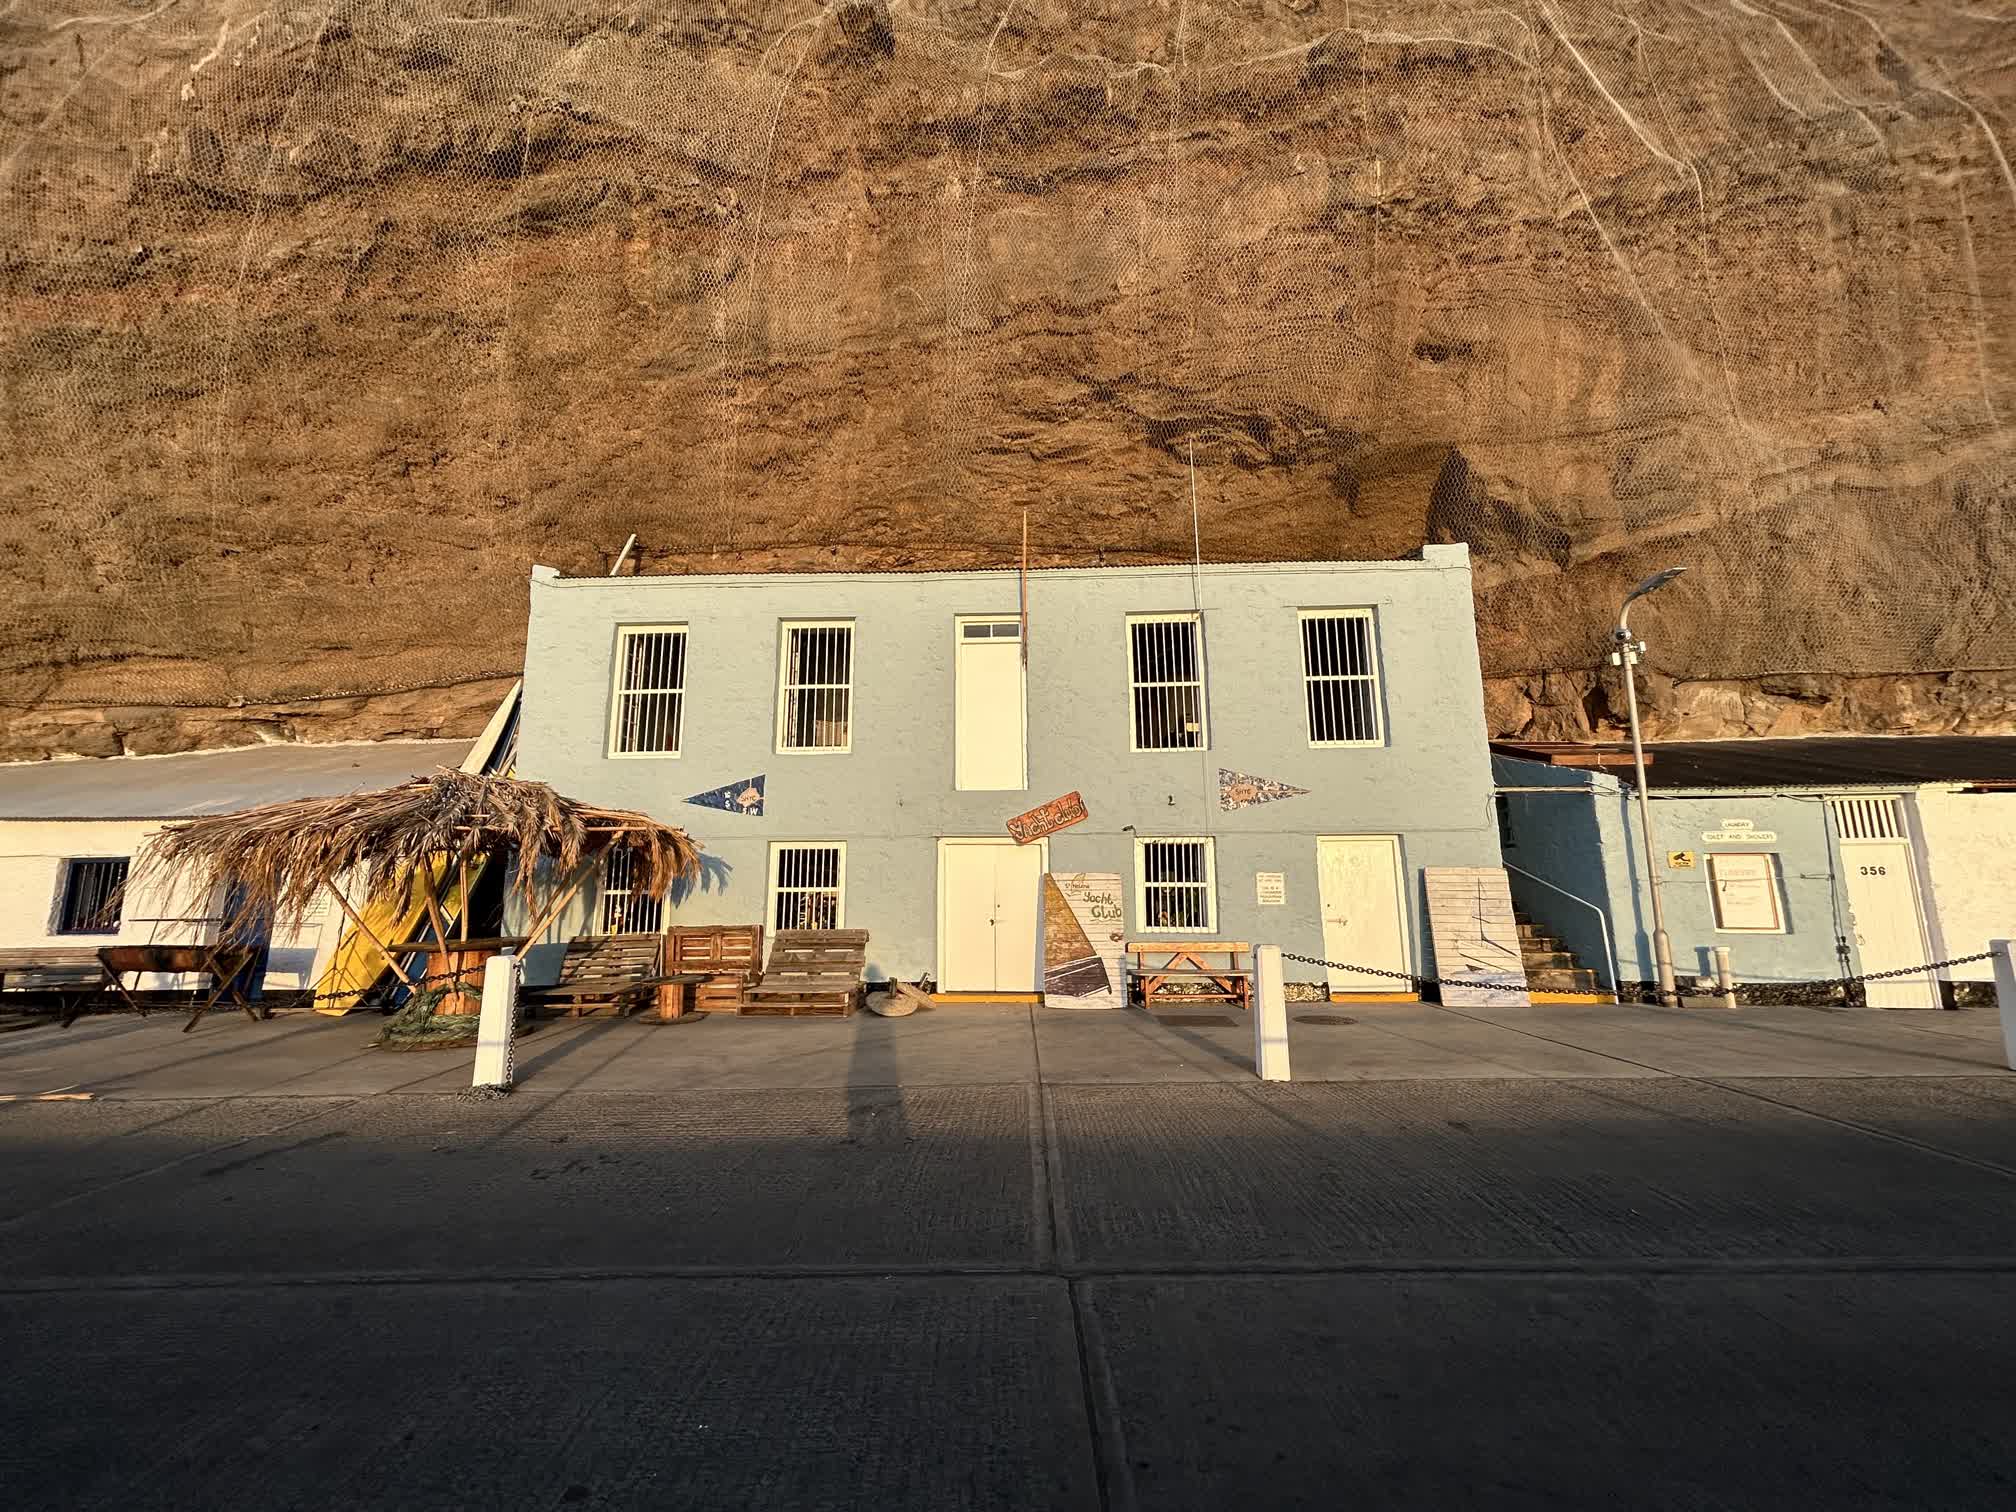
[1253,944,1291,1082]
[1713,946,1737,1011]
[472,952,520,1089]
[1992,940,2016,1073]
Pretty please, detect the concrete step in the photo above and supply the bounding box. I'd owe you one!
[1520,949,1578,971]
[1526,965,1599,992]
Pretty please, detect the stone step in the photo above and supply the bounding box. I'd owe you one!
[1520,949,1578,971]
[1526,965,1599,992]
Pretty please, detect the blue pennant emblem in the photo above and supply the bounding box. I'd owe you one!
[686,775,765,817]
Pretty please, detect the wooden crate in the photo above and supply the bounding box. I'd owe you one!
[671,926,764,1013]
[742,929,867,1017]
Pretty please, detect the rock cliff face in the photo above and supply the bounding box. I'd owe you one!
[3,1,2013,760]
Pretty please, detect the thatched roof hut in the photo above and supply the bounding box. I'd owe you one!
[140,768,701,976]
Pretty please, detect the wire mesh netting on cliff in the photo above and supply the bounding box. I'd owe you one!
[2,0,2013,728]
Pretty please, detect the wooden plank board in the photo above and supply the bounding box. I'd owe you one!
[1421,866,1530,1007]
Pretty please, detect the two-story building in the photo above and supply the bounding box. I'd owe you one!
[512,546,1506,998]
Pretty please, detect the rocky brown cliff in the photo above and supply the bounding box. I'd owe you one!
[3,0,2013,759]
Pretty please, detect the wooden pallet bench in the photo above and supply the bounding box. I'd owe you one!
[1126,941,1254,1011]
[669,924,764,1014]
[522,933,687,1019]
[743,929,868,1017]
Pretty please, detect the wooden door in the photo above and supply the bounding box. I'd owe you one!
[1316,837,1410,993]
[1840,839,1941,1009]
[937,839,1044,992]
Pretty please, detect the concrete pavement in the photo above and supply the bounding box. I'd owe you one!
[3,1005,2014,1509]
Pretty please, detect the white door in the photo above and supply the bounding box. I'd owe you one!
[1315,837,1410,993]
[955,619,1026,791]
[938,839,1045,991]
[1839,839,1941,1008]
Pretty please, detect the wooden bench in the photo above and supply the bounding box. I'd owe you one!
[669,924,764,1014]
[743,930,867,1016]
[1126,941,1253,1011]
[0,947,107,1022]
[521,933,682,1019]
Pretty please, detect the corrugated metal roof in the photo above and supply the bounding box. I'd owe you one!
[0,740,473,821]
[1493,736,2016,791]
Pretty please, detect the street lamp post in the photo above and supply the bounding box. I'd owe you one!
[1613,567,1687,1007]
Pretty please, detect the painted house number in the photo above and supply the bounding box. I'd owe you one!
[1859,864,1888,876]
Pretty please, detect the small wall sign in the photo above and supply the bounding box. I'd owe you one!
[1703,830,1775,843]
[1008,791,1088,845]
[1668,850,1697,869]
[1256,871,1287,906]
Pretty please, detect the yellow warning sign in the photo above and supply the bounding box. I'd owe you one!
[1668,850,1697,869]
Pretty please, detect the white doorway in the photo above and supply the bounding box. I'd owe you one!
[937,838,1047,993]
[1839,838,1940,1009]
[955,618,1027,791]
[1315,836,1411,994]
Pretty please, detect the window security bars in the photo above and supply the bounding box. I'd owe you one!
[772,845,844,930]
[58,858,128,934]
[610,627,687,756]
[1128,615,1207,751]
[779,623,853,751]
[1138,839,1215,932]
[599,848,665,934]
[1301,610,1382,745]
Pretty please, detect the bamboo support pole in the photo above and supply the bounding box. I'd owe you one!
[417,864,453,951]
[521,862,595,953]
[323,880,417,989]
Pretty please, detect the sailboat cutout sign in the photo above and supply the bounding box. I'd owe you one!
[686,775,766,817]
[1218,768,1310,811]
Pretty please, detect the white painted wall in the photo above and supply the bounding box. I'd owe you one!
[1912,789,2016,982]
[0,819,345,991]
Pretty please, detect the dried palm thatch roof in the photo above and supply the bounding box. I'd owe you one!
[140,767,701,935]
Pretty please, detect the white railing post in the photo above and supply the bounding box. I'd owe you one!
[1713,947,1737,1010]
[1253,944,1291,1082]
[1992,940,2016,1073]
[472,952,520,1089]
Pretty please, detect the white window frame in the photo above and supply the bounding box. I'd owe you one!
[1299,608,1384,748]
[768,842,848,931]
[1126,612,1209,753]
[606,624,689,759]
[775,620,855,756]
[1705,852,1787,934]
[954,615,1029,792]
[1133,836,1218,935]
[598,848,667,934]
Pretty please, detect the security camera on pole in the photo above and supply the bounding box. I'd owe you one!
[1612,567,1687,1008]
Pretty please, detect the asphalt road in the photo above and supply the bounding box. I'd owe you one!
[5,1075,2015,1509]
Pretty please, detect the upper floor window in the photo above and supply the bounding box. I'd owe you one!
[1300,609,1383,746]
[56,857,128,935]
[777,622,853,753]
[609,626,687,757]
[1128,613,1207,751]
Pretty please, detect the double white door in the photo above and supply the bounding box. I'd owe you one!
[1315,836,1411,993]
[938,838,1045,992]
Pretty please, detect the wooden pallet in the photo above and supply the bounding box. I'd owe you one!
[521,933,665,1017]
[743,929,867,1017]
[670,925,764,1013]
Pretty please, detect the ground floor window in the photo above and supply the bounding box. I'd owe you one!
[599,848,665,934]
[769,843,845,930]
[1135,837,1216,933]
[57,857,129,934]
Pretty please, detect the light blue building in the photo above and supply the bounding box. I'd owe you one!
[1493,737,2016,1007]
[513,546,1506,994]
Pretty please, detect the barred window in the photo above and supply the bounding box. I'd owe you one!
[778,623,853,752]
[1128,614,1207,751]
[1301,609,1382,746]
[1135,838,1216,933]
[599,848,665,934]
[770,844,845,930]
[57,858,128,934]
[609,626,687,756]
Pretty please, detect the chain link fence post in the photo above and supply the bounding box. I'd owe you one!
[1992,941,2016,1073]
[472,952,519,1089]
[1253,944,1291,1082]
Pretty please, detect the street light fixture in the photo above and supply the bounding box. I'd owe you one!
[1613,567,1688,1006]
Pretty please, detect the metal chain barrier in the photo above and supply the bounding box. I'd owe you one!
[1280,950,1996,996]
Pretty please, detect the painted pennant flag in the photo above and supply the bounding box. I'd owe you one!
[687,775,766,817]
[1218,768,1310,811]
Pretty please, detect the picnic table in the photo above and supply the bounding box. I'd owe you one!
[95,943,262,1032]
[1127,940,1254,1011]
